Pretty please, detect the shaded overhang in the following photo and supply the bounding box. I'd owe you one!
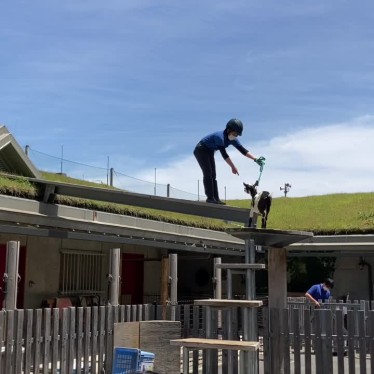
[287,234,374,257]
[0,195,245,256]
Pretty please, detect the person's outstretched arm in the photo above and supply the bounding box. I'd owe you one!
[224,156,239,175]
[305,291,320,308]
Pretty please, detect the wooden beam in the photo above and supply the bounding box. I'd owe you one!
[194,299,263,308]
[28,177,249,223]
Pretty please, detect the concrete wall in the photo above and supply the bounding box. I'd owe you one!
[0,233,163,309]
[334,257,374,301]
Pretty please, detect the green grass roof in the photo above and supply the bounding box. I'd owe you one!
[0,172,373,235]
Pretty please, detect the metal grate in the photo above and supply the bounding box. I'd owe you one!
[59,249,105,296]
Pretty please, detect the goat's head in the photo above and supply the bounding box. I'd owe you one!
[243,182,257,198]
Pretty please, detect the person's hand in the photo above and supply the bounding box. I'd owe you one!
[254,156,266,167]
[314,301,321,308]
[231,165,239,175]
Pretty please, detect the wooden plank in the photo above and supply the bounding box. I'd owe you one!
[358,310,367,373]
[91,307,99,374]
[313,310,323,374]
[83,307,91,373]
[51,308,59,374]
[282,308,290,374]
[170,338,260,351]
[215,263,266,270]
[194,299,262,308]
[262,307,269,374]
[137,305,143,321]
[33,309,43,374]
[347,310,356,374]
[125,305,131,322]
[14,310,24,374]
[335,310,345,374]
[322,309,333,374]
[131,305,137,321]
[143,304,150,321]
[104,306,114,374]
[183,305,190,338]
[76,307,84,374]
[0,311,5,373]
[119,305,125,322]
[369,311,374,374]
[304,309,312,374]
[192,306,200,374]
[68,307,76,374]
[42,308,51,374]
[98,306,105,374]
[209,308,218,373]
[60,309,68,374]
[113,305,119,324]
[23,310,33,374]
[5,310,14,374]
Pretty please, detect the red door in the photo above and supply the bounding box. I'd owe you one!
[121,253,144,305]
[0,244,26,309]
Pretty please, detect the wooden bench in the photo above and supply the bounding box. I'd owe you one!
[171,338,260,373]
[194,299,263,308]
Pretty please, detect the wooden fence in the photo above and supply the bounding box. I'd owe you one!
[263,306,374,374]
[1,301,374,374]
[0,304,178,374]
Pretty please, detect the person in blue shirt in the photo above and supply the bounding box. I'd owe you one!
[193,118,265,204]
[305,278,334,307]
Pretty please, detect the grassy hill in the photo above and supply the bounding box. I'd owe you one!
[0,172,373,234]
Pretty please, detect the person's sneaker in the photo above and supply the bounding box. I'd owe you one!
[215,199,226,205]
[206,198,217,204]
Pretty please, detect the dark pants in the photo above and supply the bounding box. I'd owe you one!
[193,143,220,201]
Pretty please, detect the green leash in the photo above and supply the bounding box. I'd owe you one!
[254,157,266,186]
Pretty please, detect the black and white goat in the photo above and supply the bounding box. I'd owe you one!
[243,181,272,228]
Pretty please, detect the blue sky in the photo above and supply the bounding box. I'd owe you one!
[1,1,373,198]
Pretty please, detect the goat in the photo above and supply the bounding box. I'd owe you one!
[243,181,272,228]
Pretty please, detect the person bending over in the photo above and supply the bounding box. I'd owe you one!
[193,118,265,204]
[305,278,334,308]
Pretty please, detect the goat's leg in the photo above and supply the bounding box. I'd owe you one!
[248,209,254,227]
[261,216,267,228]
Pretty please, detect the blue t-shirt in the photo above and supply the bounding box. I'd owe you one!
[306,283,331,302]
[200,131,248,159]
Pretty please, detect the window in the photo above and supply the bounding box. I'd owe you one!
[59,249,104,296]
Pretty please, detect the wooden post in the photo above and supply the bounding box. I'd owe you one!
[268,247,288,374]
[169,254,178,321]
[213,257,222,330]
[161,257,169,319]
[4,241,20,310]
[109,248,120,306]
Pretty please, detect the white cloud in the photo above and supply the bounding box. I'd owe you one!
[135,116,374,199]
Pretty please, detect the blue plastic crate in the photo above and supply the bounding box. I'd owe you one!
[139,351,155,372]
[112,347,140,374]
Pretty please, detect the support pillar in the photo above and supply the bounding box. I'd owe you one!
[109,248,120,306]
[169,254,178,321]
[213,257,222,330]
[161,256,169,319]
[268,247,288,374]
[4,241,20,310]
